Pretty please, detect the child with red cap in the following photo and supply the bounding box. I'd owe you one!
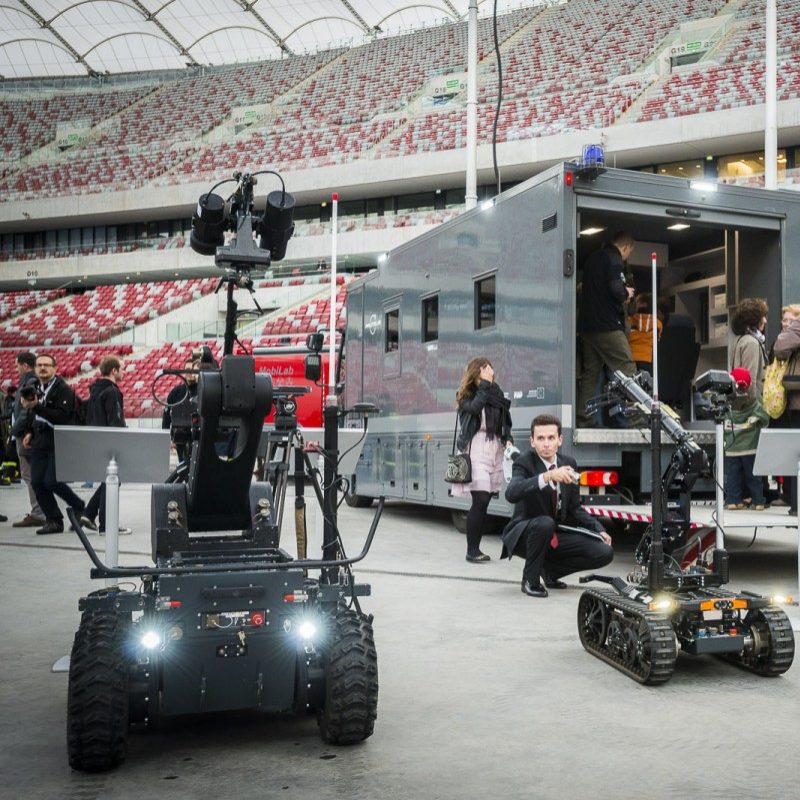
[723,367,770,510]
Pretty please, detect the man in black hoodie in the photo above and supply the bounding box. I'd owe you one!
[80,355,126,533]
[19,353,86,535]
[576,231,637,427]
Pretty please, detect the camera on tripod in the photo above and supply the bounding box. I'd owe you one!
[19,385,42,402]
[693,369,736,422]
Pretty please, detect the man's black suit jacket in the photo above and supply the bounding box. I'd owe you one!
[501,450,604,559]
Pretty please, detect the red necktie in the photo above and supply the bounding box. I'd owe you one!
[548,464,559,549]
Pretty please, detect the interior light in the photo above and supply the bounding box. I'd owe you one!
[690,180,718,192]
[579,227,605,236]
[667,223,690,231]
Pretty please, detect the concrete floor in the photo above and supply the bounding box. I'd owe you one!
[0,481,799,800]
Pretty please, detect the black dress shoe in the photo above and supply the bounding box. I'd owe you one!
[543,575,568,589]
[36,521,65,535]
[466,552,491,563]
[521,580,548,598]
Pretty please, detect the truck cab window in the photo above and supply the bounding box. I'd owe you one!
[475,275,496,330]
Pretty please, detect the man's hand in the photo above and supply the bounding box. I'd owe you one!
[626,285,635,300]
[22,433,32,448]
[20,396,37,410]
[546,466,579,485]
[600,530,612,546]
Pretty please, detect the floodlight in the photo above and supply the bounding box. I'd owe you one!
[190,192,226,255]
[259,190,296,262]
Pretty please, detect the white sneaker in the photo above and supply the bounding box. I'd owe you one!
[98,527,132,536]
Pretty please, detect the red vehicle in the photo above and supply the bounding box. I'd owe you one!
[253,346,333,428]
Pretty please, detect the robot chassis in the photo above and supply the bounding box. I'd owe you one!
[577,371,795,685]
[65,173,384,772]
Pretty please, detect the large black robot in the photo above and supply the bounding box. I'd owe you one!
[65,172,383,771]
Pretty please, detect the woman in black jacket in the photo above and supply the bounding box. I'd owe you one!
[451,356,512,562]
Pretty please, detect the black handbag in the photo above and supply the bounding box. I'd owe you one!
[444,413,472,484]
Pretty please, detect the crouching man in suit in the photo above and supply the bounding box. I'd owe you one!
[501,414,614,598]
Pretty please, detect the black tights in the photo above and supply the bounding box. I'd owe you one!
[466,491,491,555]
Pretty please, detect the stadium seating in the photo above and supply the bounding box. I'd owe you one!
[0,289,65,322]
[3,0,800,197]
[0,279,216,347]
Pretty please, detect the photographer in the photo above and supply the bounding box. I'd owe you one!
[19,353,86,535]
[10,352,46,527]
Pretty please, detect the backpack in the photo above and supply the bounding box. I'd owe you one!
[762,356,792,419]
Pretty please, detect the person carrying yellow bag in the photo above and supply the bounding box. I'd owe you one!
[773,304,800,514]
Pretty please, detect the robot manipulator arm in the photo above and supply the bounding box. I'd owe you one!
[593,371,708,476]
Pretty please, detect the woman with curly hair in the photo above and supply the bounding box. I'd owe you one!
[728,297,769,509]
[731,297,768,402]
[451,356,513,562]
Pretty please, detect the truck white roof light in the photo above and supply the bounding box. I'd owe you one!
[667,223,690,230]
[579,227,605,236]
[689,180,717,192]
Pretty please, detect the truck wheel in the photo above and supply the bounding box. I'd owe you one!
[344,491,374,508]
[451,510,505,535]
[67,611,130,772]
[450,509,467,533]
[317,610,378,744]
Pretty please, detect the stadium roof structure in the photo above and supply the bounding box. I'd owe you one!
[0,0,526,80]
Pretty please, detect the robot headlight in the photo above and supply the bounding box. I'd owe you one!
[140,630,163,650]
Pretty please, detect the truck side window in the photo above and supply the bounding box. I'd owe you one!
[422,294,438,342]
[474,275,496,330]
[385,308,400,352]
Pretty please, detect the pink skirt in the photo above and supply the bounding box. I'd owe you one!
[450,428,505,497]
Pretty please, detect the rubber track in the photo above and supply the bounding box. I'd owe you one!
[318,610,378,744]
[723,606,795,676]
[67,611,130,772]
[578,588,677,685]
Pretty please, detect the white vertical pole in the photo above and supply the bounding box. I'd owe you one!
[465,0,478,210]
[104,457,119,588]
[329,192,338,395]
[765,0,778,190]
[796,462,800,607]
[651,252,658,399]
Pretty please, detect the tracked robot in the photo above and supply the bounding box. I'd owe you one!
[577,370,795,684]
